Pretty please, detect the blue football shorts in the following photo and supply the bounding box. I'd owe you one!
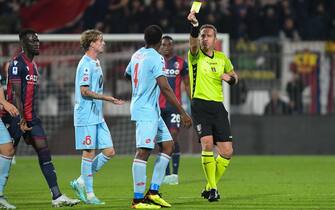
[75,121,113,150]
[135,116,172,149]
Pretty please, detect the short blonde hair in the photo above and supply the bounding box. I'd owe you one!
[80,29,103,52]
[200,24,217,37]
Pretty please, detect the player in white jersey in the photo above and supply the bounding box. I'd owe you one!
[70,29,124,205]
[125,25,192,209]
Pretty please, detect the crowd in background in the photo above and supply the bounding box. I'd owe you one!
[0,0,334,116]
[1,0,335,41]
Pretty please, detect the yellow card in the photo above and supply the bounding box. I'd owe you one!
[190,1,202,13]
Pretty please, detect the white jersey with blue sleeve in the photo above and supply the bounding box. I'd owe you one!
[125,47,165,121]
[74,55,104,126]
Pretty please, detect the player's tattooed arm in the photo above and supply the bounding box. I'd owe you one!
[0,86,19,117]
[80,86,124,105]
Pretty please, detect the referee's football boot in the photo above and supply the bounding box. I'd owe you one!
[145,191,171,208]
[201,189,210,199]
[201,188,221,199]
[131,198,161,209]
[208,189,219,202]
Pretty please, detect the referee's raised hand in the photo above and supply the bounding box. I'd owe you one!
[187,11,199,26]
[180,112,192,128]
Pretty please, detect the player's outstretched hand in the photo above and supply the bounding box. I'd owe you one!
[105,96,125,105]
[187,11,198,26]
[180,112,192,128]
[18,118,32,133]
[2,101,19,117]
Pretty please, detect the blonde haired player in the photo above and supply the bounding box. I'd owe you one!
[70,29,124,205]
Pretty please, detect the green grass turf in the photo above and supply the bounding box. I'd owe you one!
[5,155,335,210]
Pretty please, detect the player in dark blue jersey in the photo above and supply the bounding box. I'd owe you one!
[159,36,190,185]
[3,29,80,207]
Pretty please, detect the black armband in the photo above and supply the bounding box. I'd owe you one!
[227,77,236,86]
[190,25,200,38]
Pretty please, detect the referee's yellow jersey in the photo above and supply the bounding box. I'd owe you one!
[188,49,233,102]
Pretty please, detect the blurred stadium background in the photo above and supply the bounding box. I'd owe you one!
[0,0,335,156]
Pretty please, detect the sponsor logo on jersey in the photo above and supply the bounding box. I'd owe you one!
[134,53,144,60]
[163,68,180,76]
[25,74,38,84]
[145,138,151,144]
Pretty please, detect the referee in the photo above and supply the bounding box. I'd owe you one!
[187,10,239,202]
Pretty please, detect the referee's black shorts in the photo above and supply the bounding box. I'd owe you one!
[191,98,232,143]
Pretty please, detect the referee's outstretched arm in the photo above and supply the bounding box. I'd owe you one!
[187,10,200,56]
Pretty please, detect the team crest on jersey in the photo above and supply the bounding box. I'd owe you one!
[12,67,18,75]
[173,61,180,69]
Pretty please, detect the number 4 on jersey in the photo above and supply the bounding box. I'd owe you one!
[134,63,139,88]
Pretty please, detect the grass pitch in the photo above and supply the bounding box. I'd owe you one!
[6,155,335,210]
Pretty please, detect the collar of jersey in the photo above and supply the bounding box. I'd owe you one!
[84,54,98,64]
[21,51,34,64]
[201,49,214,59]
